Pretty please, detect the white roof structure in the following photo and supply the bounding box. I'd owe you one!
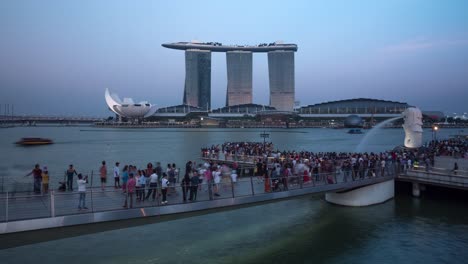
[105,88,158,118]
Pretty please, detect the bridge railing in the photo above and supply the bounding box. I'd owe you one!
[0,167,397,223]
[398,166,468,188]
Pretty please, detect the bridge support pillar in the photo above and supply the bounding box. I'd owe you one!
[325,179,394,206]
[412,182,420,197]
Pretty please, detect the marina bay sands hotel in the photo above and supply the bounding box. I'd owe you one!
[162,41,298,111]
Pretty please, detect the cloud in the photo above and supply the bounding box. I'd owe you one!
[380,37,468,53]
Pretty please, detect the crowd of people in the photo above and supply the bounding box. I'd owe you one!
[427,138,468,158]
[201,141,274,160]
[24,137,466,210]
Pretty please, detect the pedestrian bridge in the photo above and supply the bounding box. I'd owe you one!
[0,168,397,237]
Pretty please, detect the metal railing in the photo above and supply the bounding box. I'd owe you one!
[0,166,399,223]
[398,166,468,188]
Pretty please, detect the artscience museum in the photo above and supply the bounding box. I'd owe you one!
[105,88,158,119]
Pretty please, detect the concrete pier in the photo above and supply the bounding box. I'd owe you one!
[325,179,395,206]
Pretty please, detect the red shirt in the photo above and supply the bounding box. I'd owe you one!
[127,178,136,193]
[100,165,107,178]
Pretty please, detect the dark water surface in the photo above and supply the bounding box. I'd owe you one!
[0,127,467,263]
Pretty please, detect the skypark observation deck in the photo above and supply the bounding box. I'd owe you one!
[162,42,298,52]
[163,41,298,111]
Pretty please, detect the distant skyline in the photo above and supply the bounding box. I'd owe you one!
[1,0,467,116]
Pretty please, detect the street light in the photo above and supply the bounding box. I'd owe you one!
[432,125,439,141]
[260,131,270,154]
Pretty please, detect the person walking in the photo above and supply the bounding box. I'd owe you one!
[453,162,459,175]
[25,164,42,194]
[123,173,136,208]
[135,170,142,201]
[100,161,107,191]
[138,170,147,200]
[145,169,159,201]
[189,171,199,201]
[161,173,169,205]
[263,166,271,193]
[42,166,49,194]
[181,172,191,202]
[66,164,78,191]
[113,162,121,188]
[77,174,88,210]
[122,165,129,193]
[213,166,221,197]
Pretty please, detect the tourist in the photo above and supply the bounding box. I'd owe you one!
[161,173,169,204]
[181,172,191,202]
[167,163,176,194]
[145,169,159,201]
[139,170,147,200]
[173,163,179,182]
[122,165,129,193]
[204,166,213,194]
[342,160,351,182]
[135,170,142,201]
[25,164,42,194]
[114,162,121,188]
[185,160,193,176]
[146,162,153,177]
[77,173,88,210]
[303,166,311,184]
[453,162,459,175]
[100,160,107,191]
[263,165,271,193]
[230,168,238,183]
[123,173,136,208]
[282,164,289,190]
[155,162,163,181]
[42,166,49,194]
[271,164,280,191]
[66,164,78,191]
[213,166,221,197]
[189,171,199,201]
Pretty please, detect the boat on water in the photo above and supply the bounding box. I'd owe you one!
[347,129,363,134]
[15,137,54,146]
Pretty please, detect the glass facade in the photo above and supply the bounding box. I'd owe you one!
[184,50,211,110]
[298,99,409,114]
[226,51,253,106]
[268,51,295,111]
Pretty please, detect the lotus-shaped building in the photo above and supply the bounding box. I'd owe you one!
[105,88,158,118]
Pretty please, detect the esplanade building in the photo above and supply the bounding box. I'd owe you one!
[162,41,298,112]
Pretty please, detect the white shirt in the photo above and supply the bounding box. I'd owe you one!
[149,173,158,183]
[161,178,169,188]
[77,179,87,192]
[139,175,147,186]
[135,176,141,187]
[113,166,120,178]
[214,171,221,184]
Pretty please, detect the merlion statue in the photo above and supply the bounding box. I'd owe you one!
[402,107,423,148]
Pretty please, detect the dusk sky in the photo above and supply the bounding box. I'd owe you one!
[1,0,467,116]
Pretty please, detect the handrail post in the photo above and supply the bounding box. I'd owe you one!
[250,174,255,196]
[311,171,316,187]
[230,176,235,198]
[5,191,8,222]
[90,170,94,188]
[50,190,55,217]
[90,188,94,212]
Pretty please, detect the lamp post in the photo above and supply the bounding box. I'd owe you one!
[260,131,270,154]
[432,125,439,141]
